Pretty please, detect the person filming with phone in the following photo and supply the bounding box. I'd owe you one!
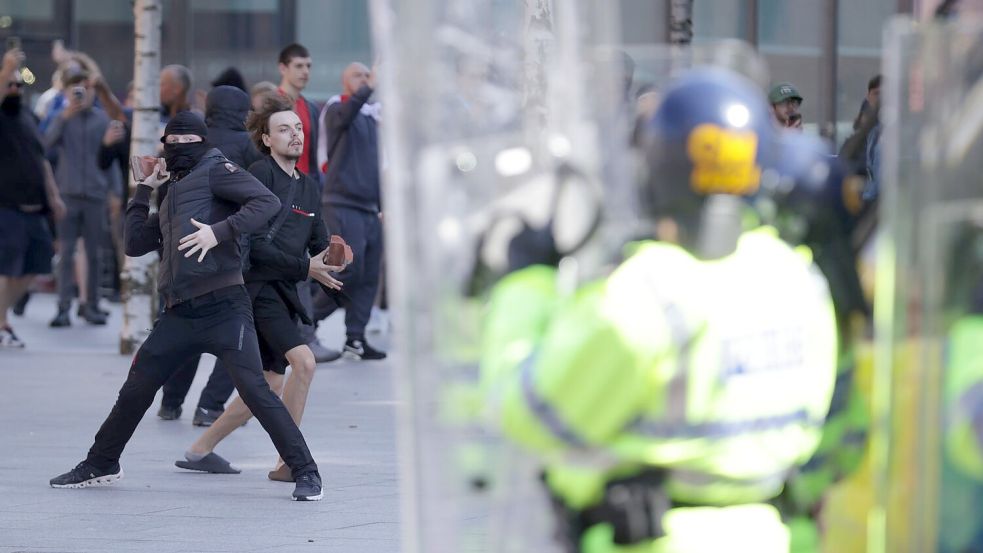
[769,82,804,130]
[43,68,119,327]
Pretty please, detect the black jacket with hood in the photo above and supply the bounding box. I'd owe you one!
[124,148,280,308]
[205,85,263,170]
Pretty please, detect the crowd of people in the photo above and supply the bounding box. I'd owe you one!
[1,43,389,492]
[0,42,388,362]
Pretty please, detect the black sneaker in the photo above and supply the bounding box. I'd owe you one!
[343,337,387,360]
[50,461,123,488]
[78,303,110,318]
[12,292,29,316]
[292,471,323,501]
[158,405,182,420]
[79,304,108,325]
[192,407,223,427]
[49,308,71,328]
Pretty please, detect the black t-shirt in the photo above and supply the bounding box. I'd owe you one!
[244,156,329,284]
[269,162,325,260]
[0,100,48,208]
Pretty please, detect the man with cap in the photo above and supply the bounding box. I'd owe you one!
[49,111,326,501]
[769,82,804,130]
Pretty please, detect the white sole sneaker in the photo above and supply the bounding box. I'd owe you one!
[50,470,124,489]
[292,491,323,501]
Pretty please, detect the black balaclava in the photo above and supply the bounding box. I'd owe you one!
[161,111,210,173]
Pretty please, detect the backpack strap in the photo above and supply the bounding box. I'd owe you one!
[264,158,299,242]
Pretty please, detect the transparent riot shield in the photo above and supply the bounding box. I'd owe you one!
[370,1,777,551]
[872,15,983,553]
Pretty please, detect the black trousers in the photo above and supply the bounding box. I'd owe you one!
[161,355,235,412]
[85,285,318,477]
[312,206,383,338]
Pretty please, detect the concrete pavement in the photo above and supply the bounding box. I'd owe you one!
[0,293,400,553]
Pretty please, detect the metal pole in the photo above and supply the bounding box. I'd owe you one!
[822,0,839,141]
[746,0,759,47]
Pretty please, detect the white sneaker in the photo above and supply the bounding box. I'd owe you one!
[0,326,25,348]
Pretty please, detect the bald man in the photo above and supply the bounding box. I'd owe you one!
[311,62,386,360]
[160,64,192,121]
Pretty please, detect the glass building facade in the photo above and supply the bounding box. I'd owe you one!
[1,0,910,143]
[618,0,910,144]
[0,0,374,104]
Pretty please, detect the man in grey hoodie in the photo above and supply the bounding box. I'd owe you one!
[44,69,116,326]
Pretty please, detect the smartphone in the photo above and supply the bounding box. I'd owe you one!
[72,86,85,102]
[788,113,802,125]
[5,36,20,52]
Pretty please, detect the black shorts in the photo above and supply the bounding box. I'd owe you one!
[253,284,306,374]
[0,206,54,277]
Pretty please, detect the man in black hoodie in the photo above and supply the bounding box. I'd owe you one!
[156,85,264,426]
[49,112,325,501]
[176,94,347,482]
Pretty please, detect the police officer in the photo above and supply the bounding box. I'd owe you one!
[49,112,325,501]
[479,69,838,552]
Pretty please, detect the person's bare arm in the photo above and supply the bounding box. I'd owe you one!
[70,51,125,121]
[42,160,66,220]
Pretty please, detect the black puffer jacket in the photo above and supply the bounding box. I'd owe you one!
[206,86,262,170]
[124,148,280,307]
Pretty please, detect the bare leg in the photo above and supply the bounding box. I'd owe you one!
[75,238,87,307]
[188,370,284,456]
[0,276,32,328]
[270,345,317,470]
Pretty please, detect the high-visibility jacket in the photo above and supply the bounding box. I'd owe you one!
[481,227,838,552]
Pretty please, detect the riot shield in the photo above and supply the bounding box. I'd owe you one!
[872,15,983,553]
[370,2,623,551]
[370,1,778,551]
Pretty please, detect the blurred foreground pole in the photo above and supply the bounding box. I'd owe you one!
[119,0,161,354]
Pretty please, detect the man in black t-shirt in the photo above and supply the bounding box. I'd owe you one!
[175,94,348,482]
[0,47,65,348]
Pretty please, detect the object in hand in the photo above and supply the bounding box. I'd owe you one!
[5,36,20,53]
[71,86,85,102]
[129,155,159,182]
[788,113,802,125]
[324,235,353,266]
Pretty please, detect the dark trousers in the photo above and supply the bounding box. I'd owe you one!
[161,355,235,412]
[312,206,383,338]
[56,197,104,308]
[85,285,318,477]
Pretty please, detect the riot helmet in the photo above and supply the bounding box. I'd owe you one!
[640,67,776,259]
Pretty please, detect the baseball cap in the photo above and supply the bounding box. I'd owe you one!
[768,82,803,104]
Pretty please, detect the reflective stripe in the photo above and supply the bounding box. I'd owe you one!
[663,299,695,423]
[519,354,586,448]
[671,467,789,491]
[640,267,699,423]
[627,409,819,440]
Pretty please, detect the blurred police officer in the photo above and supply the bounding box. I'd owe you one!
[480,69,838,552]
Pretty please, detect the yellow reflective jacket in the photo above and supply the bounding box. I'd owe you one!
[481,227,838,552]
